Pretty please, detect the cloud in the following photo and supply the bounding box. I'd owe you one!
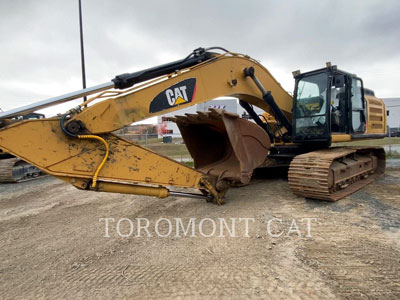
[0,0,399,115]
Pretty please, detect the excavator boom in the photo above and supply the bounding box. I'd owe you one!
[0,49,291,203]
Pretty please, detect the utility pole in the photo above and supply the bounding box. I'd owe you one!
[78,0,87,103]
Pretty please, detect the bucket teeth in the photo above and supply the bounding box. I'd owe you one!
[196,111,210,121]
[174,109,240,124]
[167,116,177,122]
[172,109,270,191]
[174,115,189,124]
[184,113,202,123]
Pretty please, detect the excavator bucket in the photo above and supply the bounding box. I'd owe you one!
[173,108,270,191]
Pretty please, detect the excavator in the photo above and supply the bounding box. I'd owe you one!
[0,47,387,204]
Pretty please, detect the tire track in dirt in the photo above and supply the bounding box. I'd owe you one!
[1,171,400,299]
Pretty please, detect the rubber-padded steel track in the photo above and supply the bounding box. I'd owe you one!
[288,147,385,201]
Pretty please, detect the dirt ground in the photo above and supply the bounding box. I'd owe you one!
[0,167,400,299]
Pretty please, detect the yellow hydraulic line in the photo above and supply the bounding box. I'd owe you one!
[77,134,109,188]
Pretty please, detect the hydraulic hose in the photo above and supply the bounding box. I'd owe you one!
[60,115,109,188]
[77,135,109,188]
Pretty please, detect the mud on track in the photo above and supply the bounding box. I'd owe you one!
[0,169,399,299]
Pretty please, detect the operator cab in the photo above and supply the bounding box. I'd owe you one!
[292,64,366,146]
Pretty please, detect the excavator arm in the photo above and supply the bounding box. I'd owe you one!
[0,48,293,204]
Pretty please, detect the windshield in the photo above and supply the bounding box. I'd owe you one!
[295,72,328,137]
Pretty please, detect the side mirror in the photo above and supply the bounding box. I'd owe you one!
[387,110,390,116]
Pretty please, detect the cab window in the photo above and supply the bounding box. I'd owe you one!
[351,78,365,132]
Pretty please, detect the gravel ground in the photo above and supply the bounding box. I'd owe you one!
[0,167,399,299]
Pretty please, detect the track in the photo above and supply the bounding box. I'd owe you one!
[288,147,386,201]
[0,157,44,183]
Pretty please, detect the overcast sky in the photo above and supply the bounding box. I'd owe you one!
[0,0,399,125]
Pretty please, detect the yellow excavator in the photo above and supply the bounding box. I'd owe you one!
[0,47,387,204]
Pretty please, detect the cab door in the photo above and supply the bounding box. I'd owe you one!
[350,77,366,133]
[330,73,348,133]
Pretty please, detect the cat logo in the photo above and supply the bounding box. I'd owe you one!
[166,86,189,106]
[149,78,196,113]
